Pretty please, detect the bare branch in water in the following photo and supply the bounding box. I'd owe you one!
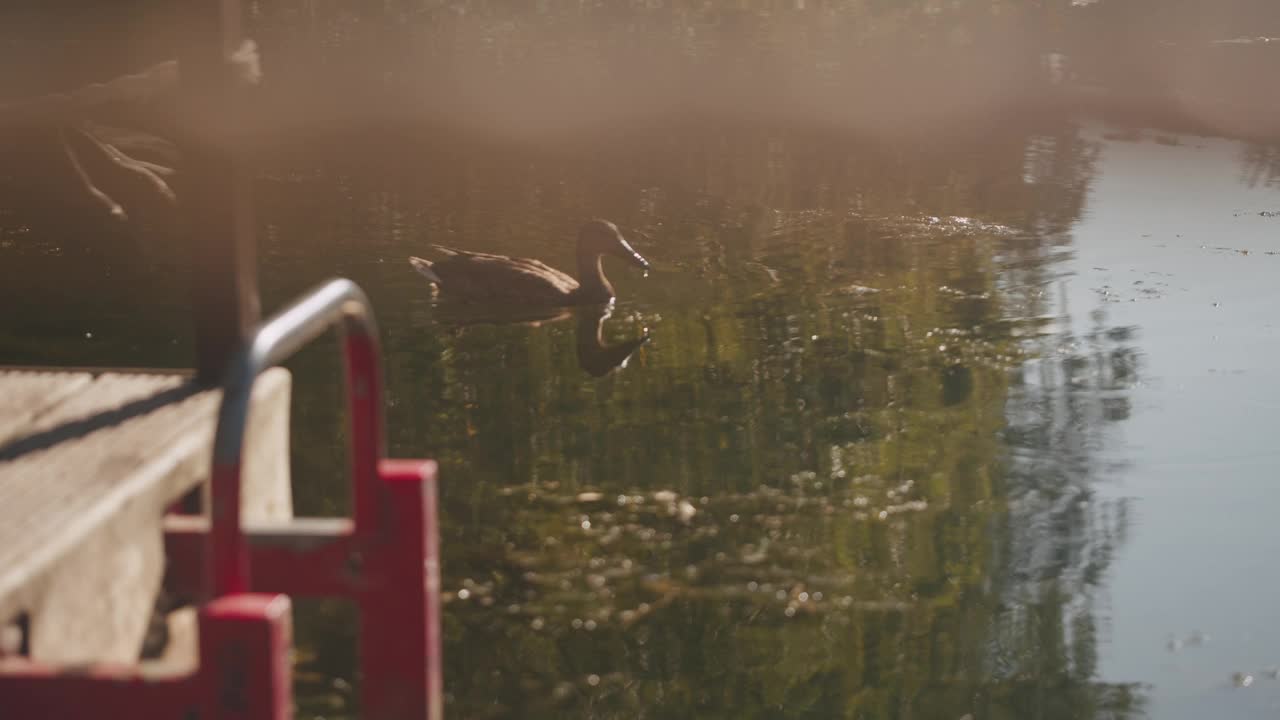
[60,127,127,221]
[74,124,177,205]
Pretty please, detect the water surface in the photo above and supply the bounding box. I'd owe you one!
[3,4,1280,719]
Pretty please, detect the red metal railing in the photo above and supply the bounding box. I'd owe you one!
[207,277,389,598]
[172,277,443,719]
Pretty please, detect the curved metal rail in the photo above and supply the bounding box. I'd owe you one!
[209,278,384,595]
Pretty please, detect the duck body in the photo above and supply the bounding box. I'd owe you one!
[410,219,649,307]
[410,246,587,305]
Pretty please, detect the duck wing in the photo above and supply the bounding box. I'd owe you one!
[427,245,580,304]
[431,245,565,274]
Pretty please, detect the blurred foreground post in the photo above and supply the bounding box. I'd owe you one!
[178,0,260,384]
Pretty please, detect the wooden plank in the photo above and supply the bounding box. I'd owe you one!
[0,370,94,446]
[0,367,291,663]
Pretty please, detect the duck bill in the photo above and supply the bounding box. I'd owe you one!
[615,237,650,271]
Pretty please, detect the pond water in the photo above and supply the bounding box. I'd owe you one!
[1058,128,1280,719]
[3,3,1280,719]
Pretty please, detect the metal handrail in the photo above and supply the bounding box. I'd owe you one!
[209,278,385,596]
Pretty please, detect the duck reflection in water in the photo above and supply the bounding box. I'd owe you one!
[422,301,649,377]
[575,303,649,377]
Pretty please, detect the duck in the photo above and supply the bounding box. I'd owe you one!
[409,219,650,306]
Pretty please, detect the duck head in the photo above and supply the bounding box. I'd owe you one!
[578,219,650,272]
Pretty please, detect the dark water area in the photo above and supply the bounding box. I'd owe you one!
[4,2,1280,719]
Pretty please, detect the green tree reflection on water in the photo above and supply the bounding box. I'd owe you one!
[271,121,1143,719]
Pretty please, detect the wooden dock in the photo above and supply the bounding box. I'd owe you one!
[0,367,291,664]
[0,281,443,720]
